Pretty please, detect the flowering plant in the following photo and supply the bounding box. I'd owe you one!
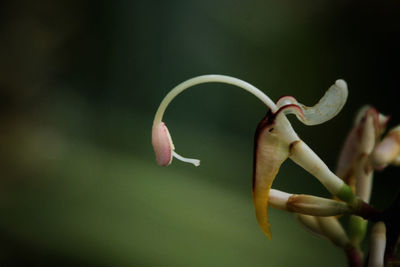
[152,75,400,267]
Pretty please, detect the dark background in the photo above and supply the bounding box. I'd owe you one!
[1,0,399,266]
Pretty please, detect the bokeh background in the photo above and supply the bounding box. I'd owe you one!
[1,0,399,266]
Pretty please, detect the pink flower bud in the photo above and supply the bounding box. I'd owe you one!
[152,122,174,166]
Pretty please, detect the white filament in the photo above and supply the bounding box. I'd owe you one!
[173,151,200,167]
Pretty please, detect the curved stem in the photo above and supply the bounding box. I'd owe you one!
[153,75,278,125]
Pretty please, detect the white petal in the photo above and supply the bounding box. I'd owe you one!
[276,80,348,125]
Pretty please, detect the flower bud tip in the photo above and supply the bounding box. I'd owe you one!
[152,122,174,166]
[335,79,347,90]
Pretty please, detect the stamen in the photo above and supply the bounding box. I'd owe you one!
[173,151,200,166]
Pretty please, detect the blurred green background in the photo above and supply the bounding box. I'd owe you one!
[1,0,399,266]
